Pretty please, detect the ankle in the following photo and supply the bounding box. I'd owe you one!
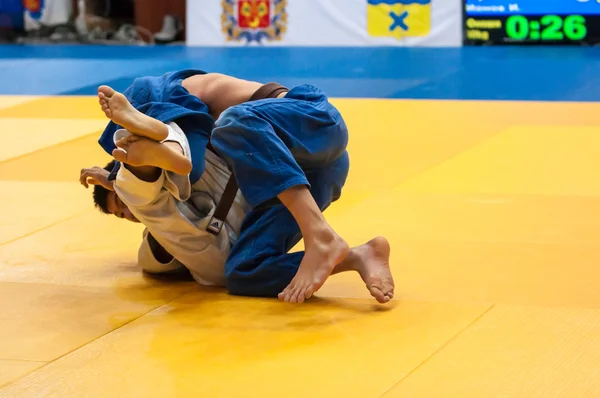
[303,223,337,246]
[332,248,360,274]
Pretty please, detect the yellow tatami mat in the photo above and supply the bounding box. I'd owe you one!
[0,96,42,110]
[0,96,598,397]
[0,118,107,162]
[386,306,600,397]
[0,294,490,397]
[0,360,44,389]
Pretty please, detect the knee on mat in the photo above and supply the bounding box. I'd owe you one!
[226,279,276,298]
[224,271,252,296]
[225,271,286,298]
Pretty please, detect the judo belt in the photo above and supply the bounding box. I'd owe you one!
[107,150,234,236]
[206,82,289,236]
[206,143,239,235]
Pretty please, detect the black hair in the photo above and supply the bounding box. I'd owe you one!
[93,160,117,214]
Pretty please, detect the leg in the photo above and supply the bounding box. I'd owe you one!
[211,87,349,208]
[225,204,303,298]
[98,85,168,141]
[98,85,192,175]
[226,154,394,303]
[113,135,192,176]
[275,185,349,302]
[279,154,384,302]
[212,103,350,301]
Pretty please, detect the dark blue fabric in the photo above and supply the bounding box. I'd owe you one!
[212,84,348,208]
[210,84,350,297]
[224,153,349,297]
[97,69,214,183]
[0,0,24,28]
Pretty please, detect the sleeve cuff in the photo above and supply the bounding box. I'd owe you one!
[163,122,192,201]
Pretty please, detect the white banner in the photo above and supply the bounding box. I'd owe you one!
[23,0,73,31]
[187,0,462,47]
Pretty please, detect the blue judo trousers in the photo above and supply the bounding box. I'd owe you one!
[211,84,350,297]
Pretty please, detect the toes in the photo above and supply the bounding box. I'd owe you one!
[383,284,395,300]
[278,286,291,302]
[98,85,115,98]
[279,282,296,303]
[112,148,127,163]
[294,285,309,303]
[279,278,317,304]
[280,281,307,304]
[289,286,302,303]
[303,284,316,300]
[369,283,394,304]
[291,282,315,304]
[368,285,387,304]
[117,135,139,146]
[115,137,129,149]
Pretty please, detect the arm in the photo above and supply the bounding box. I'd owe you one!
[115,124,229,287]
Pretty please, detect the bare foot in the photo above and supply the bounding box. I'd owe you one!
[278,229,350,303]
[113,135,192,175]
[98,85,169,141]
[351,237,395,303]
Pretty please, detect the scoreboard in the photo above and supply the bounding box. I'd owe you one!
[463,1,600,45]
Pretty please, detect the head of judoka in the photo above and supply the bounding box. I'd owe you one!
[80,160,139,223]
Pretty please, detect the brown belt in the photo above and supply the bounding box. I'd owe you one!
[206,83,289,236]
[248,82,290,102]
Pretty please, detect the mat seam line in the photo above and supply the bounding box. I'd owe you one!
[379,304,496,397]
[391,132,507,192]
[326,130,510,220]
[0,213,84,248]
[0,131,101,166]
[0,288,194,391]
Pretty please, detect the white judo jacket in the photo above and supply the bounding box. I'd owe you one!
[113,123,250,286]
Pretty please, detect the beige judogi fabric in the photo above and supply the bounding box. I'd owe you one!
[114,122,250,286]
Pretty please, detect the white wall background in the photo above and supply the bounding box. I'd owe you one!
[187,0,462,47]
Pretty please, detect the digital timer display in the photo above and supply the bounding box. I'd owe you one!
[463,1,600,45]
[505,15,586,41]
